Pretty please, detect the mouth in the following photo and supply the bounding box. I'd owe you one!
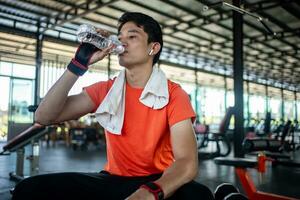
[118,51,128,56]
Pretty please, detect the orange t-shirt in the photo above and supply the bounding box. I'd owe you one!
[85,79,195,176]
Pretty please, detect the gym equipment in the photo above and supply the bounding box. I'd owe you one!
[277,120,299,152]
[197,107,234,159]
[69,127,99,150]
[254,112,272,137]
[214,138,300,200]
[243,138,300,168]
[0,123,50,181]
[224,193,249,200]
[214,156,298,200]
[214,183,240,200]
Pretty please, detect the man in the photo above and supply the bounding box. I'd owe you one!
[12,12,214,200]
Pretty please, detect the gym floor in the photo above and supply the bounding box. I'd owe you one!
[0,141,300,199]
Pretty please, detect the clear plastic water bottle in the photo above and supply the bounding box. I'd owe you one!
[77,24,124,54]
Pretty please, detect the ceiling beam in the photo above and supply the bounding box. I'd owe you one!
[280,0,300,20]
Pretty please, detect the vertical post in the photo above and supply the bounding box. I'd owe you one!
[281,88,285,121]
[246,81,250,126]
[265,85,269,113]
[233,0,244,157]
[30,142,40,176]
[16,148,25,177]
[34,21,44,106]
[294,91,298,121]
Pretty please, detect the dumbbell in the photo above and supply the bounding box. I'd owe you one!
[224,192,248,200]
[214,183,245,200]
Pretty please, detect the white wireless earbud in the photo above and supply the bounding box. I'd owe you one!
[149,49,154,56]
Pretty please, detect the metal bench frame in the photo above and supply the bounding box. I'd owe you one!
[1,124,49,181]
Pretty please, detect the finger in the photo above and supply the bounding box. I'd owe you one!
[103,44,115,54]
[90,44,114,63]
[95,29,110,37]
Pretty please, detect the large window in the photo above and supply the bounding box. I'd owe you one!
[226,91,234,107]
[1,59,300,141]
[200,86,225,125]
[0,77,9,141]
[40,60,110,98]
[0,62,35,141]
[249,95,265,119]
[0,61,35,79]
[181,82,196,113]
[9,78,34,123]
[284,100,294,120]
[269,98,281,120]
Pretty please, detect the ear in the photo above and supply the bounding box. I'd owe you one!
[148,42,161,56]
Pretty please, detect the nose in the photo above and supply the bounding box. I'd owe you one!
[121,40,127,49]
[118,36,127,47]
[122,42,128,49]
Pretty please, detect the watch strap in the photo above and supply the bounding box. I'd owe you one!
[140,182,164,200]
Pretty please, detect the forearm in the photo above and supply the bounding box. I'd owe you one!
[154,158,198,198]
[35,70,78,125]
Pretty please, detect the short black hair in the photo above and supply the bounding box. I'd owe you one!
[118,12,163,66]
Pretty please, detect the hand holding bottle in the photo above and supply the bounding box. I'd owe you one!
[86,28,116,66]
[67,24,123,76]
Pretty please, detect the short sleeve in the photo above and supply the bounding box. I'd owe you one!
[84,79,113,112]
[167,84,196,127]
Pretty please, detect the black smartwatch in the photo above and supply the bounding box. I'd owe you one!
[140,182,164,200]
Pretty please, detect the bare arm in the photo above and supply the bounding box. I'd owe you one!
[126,118,198,200]
[35,70,94,125]
[35,34,113,125]
[154,118,198,197]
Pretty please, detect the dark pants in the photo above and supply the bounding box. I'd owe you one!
[11,171,214,200]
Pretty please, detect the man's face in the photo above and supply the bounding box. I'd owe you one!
[118,22,152,68]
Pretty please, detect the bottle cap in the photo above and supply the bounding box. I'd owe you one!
[114,45,125,54]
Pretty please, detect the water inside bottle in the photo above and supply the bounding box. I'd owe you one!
[77,24,124,54]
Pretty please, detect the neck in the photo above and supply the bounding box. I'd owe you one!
[125,63,153,88]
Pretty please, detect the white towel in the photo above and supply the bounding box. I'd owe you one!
[95,66,169,135]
